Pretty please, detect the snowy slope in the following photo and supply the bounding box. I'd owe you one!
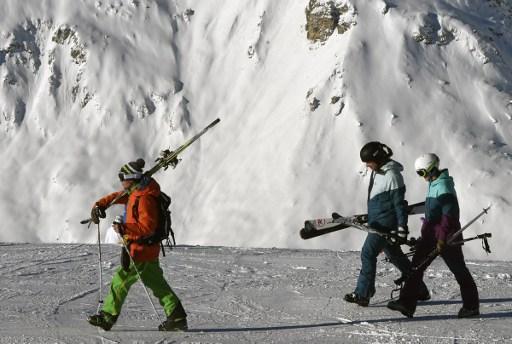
[0,0,511,259]
[0,243,511,343]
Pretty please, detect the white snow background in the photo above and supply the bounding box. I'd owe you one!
[1,1,512,342]
[1,0,511,258]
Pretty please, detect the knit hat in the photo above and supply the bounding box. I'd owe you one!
[118,158,145,181]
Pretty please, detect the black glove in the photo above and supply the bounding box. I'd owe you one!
[390,225,408,245]
[91,206,106,224]
[397,225,409,243]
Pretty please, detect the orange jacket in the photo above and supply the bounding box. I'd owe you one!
[95,178,161,262]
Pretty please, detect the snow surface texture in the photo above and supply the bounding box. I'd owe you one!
[0,243,511,343]
[0,0,511,259]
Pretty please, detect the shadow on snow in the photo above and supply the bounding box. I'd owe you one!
[114,308,512,333]
[371,297,512,307]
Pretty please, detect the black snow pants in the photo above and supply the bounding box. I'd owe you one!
[399,236,479,311]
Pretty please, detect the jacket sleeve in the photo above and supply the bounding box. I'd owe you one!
[123,195,160,241]
[434,193,460,241]
[94,191,128,209]
[390,187,408,227]
[387,171,408,227]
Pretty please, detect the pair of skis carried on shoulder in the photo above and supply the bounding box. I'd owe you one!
[299,202,426,245]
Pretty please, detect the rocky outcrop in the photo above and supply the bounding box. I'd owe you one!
[305,0,356,43]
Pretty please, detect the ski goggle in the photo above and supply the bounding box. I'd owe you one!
[416,165,436,178]
[416,169,429,177]
[118,173,141,181]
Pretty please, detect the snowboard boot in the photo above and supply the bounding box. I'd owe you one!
[344,292,370,307]
[87,311,118,331]
[158,303,188,331]
[458,307,480,318]
[387,300,415,318]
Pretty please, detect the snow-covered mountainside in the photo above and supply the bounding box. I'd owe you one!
[0,0,511,259]
[1,243,511,343]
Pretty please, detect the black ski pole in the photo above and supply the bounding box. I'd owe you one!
[450,233,492,253]
[450,233,492,246]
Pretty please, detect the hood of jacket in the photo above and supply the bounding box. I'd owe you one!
[378,159,404,174]
[428,169,456,197]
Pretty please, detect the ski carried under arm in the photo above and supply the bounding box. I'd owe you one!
[330,214,415,246]
[81,118,220,225]
[300,201,425,240]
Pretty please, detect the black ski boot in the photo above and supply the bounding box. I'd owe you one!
[417,288,431,301]
[344,292,370,307]
[387,300,415,318]
[87,311,118,331]
[158,303,188,331]
[458,307,479,318]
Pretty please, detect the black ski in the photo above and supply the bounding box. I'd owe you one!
[300,201,425,240]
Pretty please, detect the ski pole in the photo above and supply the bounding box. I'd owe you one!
[450,233,492,246]
[96,223,104,313]
[446,206,491,245]
[412,205,491,272]
[117,232,162,323]
[450,233,492,253]
[80,118,221,225]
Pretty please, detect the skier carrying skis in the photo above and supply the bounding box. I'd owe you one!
[387,153,480,318]
[87,158,188,331]
[344,142,430,306]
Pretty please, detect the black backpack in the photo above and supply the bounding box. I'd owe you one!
[136,192,176,256]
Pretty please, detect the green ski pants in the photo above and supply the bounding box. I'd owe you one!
[102,260,181,317]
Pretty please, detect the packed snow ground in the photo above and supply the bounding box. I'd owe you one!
[0,0,511,260]
[1,243,511,343]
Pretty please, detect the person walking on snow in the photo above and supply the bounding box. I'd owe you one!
[344,142,430,306]
[87,158,187,331]
[387,153,479,318]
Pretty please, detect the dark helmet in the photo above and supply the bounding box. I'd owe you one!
[360,141,393,164]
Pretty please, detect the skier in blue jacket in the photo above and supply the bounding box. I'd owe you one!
[344,142,430,306]
[387,153,479,318]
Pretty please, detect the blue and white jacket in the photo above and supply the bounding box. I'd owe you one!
[421,169,461,241]
[367,160,408,232]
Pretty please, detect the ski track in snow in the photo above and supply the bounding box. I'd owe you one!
[0,244,511,343]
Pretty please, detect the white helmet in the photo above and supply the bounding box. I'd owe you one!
[414,153,439,177]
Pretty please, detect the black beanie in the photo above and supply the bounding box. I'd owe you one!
[118,158,145,181]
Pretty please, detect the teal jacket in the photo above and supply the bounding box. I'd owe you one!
[367,160,408,232]
[421,169,461,241]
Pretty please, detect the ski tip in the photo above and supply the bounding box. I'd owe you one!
[299,228,310,240]
[304,220,315,231]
